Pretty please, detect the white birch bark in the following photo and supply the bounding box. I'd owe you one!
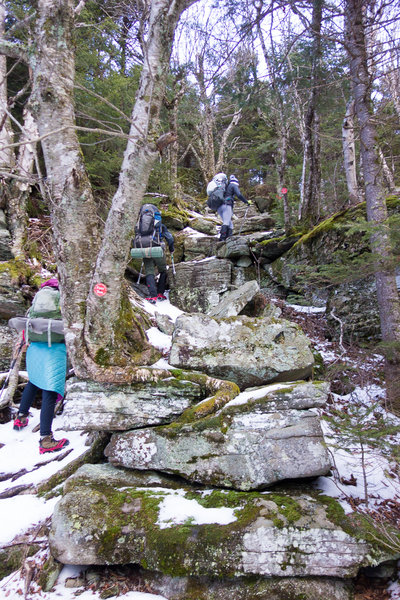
[85,0,198,358]
[0,1,14,171]
[342,99,359,205]
[7,107,38,256]
[378,147,396,193]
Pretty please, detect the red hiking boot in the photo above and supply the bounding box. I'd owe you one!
[157,293,167,301]
[145,297,157,305]
[39,434,70,454]
[13,414,29,431]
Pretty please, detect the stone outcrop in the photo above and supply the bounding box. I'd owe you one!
[169,258,232,313]
[49,462,379,583]
[135,569,354,600]
[169,313,314,389]
[178,228,219,262]
[63,375,205,431]
[207,280,260,318]
[0,267,29,370]
[105,381,331,489]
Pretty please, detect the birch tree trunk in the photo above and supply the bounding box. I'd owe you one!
[29,0,105,376]
[299,0,323,225]
[345,0,400,415]
[256,13,291,233]
[342,99,359,205]
[7,107,38,257]
[0,1,14,173]
[25,0,197,379]
[85,0,197,362]
[195,55,216,183]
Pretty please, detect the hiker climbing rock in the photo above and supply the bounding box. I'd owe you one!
[207,173,250,241]
[11,278,69,454]
[220,175,250,240]
[131,204,174,304]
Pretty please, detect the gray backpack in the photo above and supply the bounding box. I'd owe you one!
[8,287,64,346]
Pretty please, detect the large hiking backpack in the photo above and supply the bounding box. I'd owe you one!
[29,286,61,319]
[132,203,165,258]
[206,174,227,211]
[8,286,64,346]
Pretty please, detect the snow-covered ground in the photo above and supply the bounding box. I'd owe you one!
[1,294,399,598]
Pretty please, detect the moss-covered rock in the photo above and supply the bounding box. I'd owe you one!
[105,381,331,490]
[169,313,314,389]
[49,463,391,579]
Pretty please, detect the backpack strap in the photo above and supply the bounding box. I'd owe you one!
[47,319,52,347]
[25,317,31,345]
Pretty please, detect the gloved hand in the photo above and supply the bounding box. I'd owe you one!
[246,200,252,206]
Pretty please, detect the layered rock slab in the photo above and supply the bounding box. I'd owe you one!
[105,381,331,489]
[169,258,232,313]
[63,376,204,431]
[49,463,373,580]
[169,313,314,389]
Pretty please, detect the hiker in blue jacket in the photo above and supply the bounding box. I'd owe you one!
[218,174,250,241]
[13,278,69,454]
[143,214,175,305]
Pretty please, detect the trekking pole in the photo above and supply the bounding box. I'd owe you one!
[171,253,176,275]
[137,261,144,284]
[0,336,25,407]
[238,205,250,236]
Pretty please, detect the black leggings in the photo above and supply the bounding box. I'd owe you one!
[19,381,58,436]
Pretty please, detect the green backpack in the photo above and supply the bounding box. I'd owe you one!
[28,287,62,319]
[26,287,64,344]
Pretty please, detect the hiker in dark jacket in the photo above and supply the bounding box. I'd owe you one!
[13,278,69,454]
[143,215,175,304]
[218,174,250,241]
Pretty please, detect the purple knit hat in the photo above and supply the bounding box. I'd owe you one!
[41,278,59,289]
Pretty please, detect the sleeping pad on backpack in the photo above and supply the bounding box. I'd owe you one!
[26,342,67,397]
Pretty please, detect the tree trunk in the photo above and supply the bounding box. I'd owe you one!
[85,0,196,361]
[342,99,359,205]
[0,1,14,173]
[256,13,291,232]
[215,107,242,174]
[195,55,216,183]
[345,0,400,415]
[7,107,38,257]
[28,0,197,378]
[298,0,323,225]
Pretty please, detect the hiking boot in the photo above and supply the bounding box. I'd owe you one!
[39,434,70,454]
[219,225,229,241]
[13,413,29,431]
[145,296,157,305]
[157,293,167,301]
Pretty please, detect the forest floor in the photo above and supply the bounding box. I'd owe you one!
[0,292,399,599]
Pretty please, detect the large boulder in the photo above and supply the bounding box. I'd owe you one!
[188,216,219,235]
[207,280,260,318]
[138,569,353,600]
[105,381,331,489]
[326,277,381,343]
[215,232,274,260]
[49,463,380,581]
[180,228,219,261]
[169,258,232,313]
[235,213,275,234]
[63,375,204,431]
[169,313,314,389]
[252,233,302,263]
